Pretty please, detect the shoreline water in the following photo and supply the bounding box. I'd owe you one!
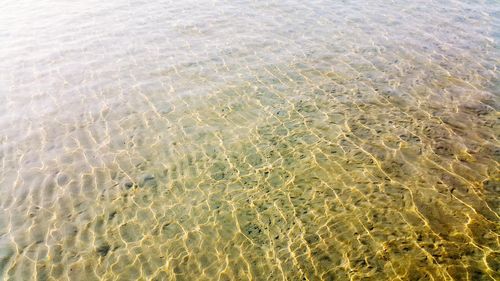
[1,0,498,280]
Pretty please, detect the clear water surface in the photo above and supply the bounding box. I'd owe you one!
[0,0,499,280]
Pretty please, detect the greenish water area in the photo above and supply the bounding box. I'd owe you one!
[0,0,499,280]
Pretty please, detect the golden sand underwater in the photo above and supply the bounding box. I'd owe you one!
[0,0,498,280]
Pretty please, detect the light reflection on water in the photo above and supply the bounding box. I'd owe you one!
[0,0,499,280]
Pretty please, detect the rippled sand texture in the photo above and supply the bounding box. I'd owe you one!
[1,0,499,280]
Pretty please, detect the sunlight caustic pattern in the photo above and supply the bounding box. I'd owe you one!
[0,0,499,280]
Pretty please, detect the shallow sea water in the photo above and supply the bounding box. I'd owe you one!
[0,0,499,280]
